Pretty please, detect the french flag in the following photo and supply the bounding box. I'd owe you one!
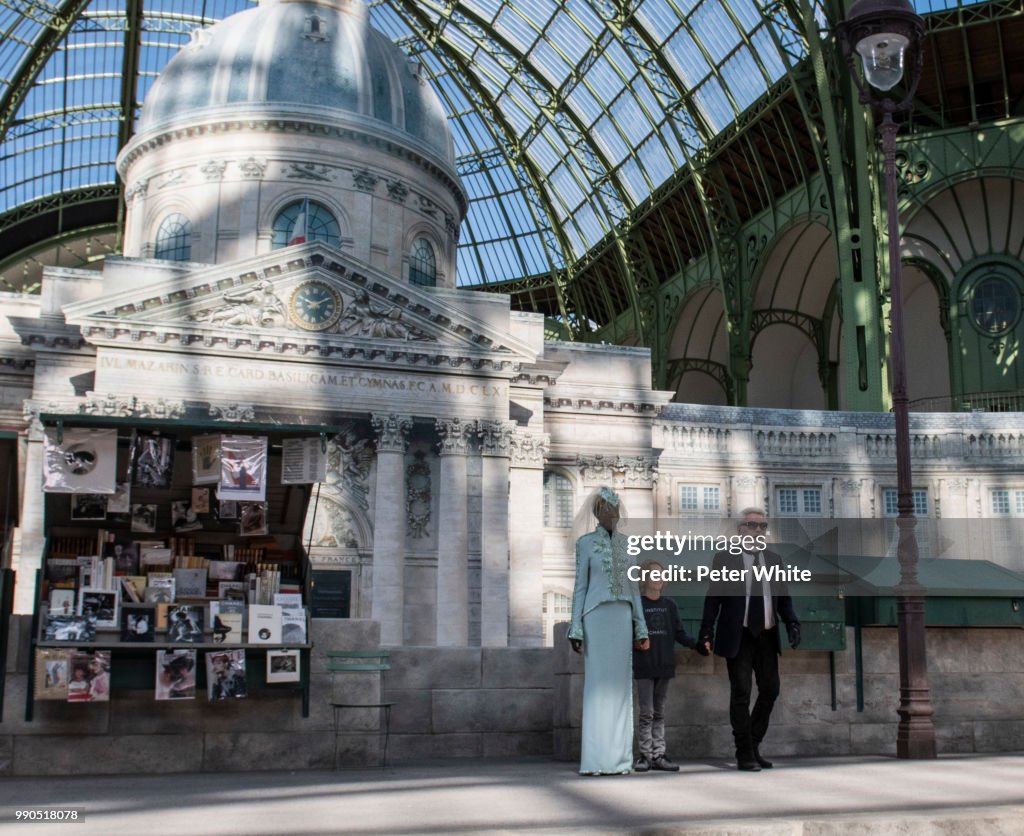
[288,199,308,245]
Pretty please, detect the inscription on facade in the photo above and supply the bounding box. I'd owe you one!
[96,352,508,415]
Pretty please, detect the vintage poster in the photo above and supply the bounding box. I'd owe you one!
[42,428,117,494]
[218,435,268,501]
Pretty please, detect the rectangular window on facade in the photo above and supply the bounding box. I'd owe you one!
[989,488,1024,516]
[775,486,822,516]
[679,484,721,514]
[883,488,928,517]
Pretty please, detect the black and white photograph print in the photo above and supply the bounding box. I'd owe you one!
[120,604,156,642]
[170,499,202,531]
[266,649,300,683]
[131,503,158,533]
[77,587,120,629]
[42,428,118,494]
[70,493,107,521]
[165,604,204,643]
[217,499,238,520]
[44,614,96,642]
[130,431,175,489]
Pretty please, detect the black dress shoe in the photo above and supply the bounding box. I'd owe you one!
[736,758,762,771]
[753,746,773,769]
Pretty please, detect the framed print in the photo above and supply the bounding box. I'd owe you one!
[191,435,221,485]
[34,649,70,701]
[48,588,76,617]
[120,603,156,642]
[77,587,120,629]
[131,432,175,489]
[218,435,268,501]
[266,649,300,683]
[131,503,158,533]
[70,493,107,521]
[42,428,117,494]
[217,499,238,520]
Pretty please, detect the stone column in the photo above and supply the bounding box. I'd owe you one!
[508,430,549,647]
[478,420,515,647]
[13,430,45,614]
[435,417,473,646]
[370,413,411,646]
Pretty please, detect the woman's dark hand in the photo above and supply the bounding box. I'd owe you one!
[569,638,582,654]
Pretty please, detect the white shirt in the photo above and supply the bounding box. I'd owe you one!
[742,550,775,631]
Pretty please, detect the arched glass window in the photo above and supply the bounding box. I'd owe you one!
[543,471,574,528]
[409,237,437,287]
[271,200,340,249]
[154,213,192,261]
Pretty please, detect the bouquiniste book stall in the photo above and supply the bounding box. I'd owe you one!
[26,412,335,720]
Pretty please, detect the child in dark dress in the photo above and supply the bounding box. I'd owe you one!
[632,559,708,772]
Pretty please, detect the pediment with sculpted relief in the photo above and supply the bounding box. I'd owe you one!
[61,243,536,371]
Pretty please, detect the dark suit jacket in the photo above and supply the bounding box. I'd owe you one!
[699,549,800,659]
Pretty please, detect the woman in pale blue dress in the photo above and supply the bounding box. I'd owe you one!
[568,487,649,774]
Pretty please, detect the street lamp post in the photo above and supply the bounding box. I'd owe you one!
[838,0,937,759]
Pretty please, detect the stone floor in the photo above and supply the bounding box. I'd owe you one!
[1,753,1023,834]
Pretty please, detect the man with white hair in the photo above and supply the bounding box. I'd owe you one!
[699,507,801,771]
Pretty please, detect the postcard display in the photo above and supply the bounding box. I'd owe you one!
[27,426,320,719]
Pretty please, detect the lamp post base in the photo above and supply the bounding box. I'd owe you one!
[896,593,937,759]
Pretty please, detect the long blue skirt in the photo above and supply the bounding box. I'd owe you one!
[580,601,633,775]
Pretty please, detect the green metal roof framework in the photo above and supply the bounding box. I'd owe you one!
[1,0,1021,364]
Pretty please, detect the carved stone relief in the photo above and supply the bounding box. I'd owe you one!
[406,450,431,538]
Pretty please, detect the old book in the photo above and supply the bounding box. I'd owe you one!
[155,649,196,700]
[206,649,247,700]
[67,650,110,703]
[173,567,207,598]
[211,611,243,644]
[280,608,307,645]
[247,604,282,644]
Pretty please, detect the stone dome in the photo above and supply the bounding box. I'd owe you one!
[133,0,455,168]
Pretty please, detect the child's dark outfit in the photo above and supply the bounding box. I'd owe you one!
[633,595,699,771]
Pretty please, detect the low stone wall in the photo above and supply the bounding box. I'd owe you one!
[553,623,1024,760]
[3,617,1022,775]
[0,617,554,775]
[382,646,553,760]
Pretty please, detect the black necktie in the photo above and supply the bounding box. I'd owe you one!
[748,568,764,635]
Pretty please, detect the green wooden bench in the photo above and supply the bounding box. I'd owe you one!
[327,650,395,767]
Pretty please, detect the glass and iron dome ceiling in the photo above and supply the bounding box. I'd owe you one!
[0,0,990,305]
[1,0,802,287]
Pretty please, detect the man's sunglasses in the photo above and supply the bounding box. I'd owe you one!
[740,521,769,530]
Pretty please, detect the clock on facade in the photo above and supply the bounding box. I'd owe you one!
[289,280,342,331]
